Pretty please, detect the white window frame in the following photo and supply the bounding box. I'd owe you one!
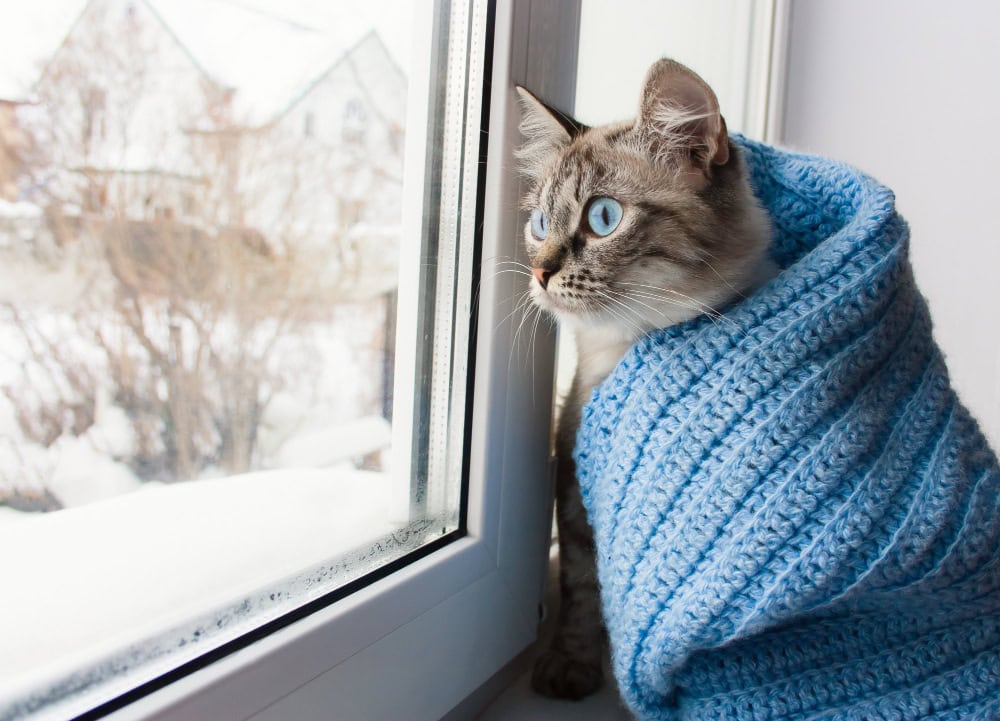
[95,2,579,720]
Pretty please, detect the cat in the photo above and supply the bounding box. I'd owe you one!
[515,58,774,699]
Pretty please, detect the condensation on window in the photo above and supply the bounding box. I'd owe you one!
[1,516,447,721]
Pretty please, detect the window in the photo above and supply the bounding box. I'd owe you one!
[0,1,582,719]
[342,99,367,144]
[1,0,495,718]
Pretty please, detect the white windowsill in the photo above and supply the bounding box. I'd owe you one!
[474,549,634,721]
[477,670,633,721]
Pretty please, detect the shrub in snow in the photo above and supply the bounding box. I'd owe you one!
[0,0,405,511]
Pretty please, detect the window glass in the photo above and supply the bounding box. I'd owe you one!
[0,0,484,717]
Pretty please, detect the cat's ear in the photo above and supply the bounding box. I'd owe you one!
[637,59,729,176]
[514,86,583,181]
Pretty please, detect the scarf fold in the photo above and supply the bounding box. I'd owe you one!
[574,137,1000,721]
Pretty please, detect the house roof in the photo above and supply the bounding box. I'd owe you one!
[0,0,410,122]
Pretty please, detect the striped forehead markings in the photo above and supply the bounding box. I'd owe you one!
[545,151,576,208]
[542,145,601,231]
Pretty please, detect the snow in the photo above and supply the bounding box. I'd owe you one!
[0,405,143,509]
[45,437,141,507]
[0,200,45,254]
[0,466,397,702]
[0,199,42,219]
[0,258,93,307]
[0,505,27,525]
[0,300,391,503]
[83,390,136,460]
[275,415,390,469]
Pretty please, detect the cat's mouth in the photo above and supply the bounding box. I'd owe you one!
[531,283,585,316]
[531,283,602,320]
[532,282,576,311]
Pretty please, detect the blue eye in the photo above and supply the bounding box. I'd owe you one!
[530,208,548,240]
[586,197,623,237]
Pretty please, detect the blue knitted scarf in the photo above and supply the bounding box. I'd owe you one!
[574,137,1000,721]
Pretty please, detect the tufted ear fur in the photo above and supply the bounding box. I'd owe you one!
[637,59,729,177]
[514,86,585,183]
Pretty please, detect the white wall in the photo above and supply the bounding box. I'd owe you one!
[574,0,767,133]
[780,0,1000,448]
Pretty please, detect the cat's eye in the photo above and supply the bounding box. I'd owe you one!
[530,208,549,240]
[586,197,623,237]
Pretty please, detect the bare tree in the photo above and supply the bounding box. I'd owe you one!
[2,0,403,487]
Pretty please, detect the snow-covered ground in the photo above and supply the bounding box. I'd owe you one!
[0,465,413,711]
[0,290,420,719]
[0,301,391,504]
[0,265,409,712]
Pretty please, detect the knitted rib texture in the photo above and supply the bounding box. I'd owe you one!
[574,137,1000,721]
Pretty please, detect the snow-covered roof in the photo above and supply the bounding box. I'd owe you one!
[0,0,412,121]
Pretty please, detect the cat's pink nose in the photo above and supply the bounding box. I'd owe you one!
[532,267,552,289]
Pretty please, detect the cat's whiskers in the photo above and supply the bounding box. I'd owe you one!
[491,260,533,270]
[509,294,557,404]
[488,267,533,280]
[482,255,535,276]
[617,281,726,316]
[622,283,724,318]
[602,287,666,319]
[626,292,734,335]
[508,293,539,376]
[480,255,536,330]
[527,302,548,401]
[592,297,631,330]
[508,306,541,395]
[617,282,748,334]
[616,287,718,321]
[603,287,691,334]
[591,289,649,339]
[482,257,537,349]
[615,286,748,339]
[496,288,533,334]
[697,248,748,300]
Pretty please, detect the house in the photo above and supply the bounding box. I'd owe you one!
[15,0,406,290]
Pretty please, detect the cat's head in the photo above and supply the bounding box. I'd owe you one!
[516,58,771,340]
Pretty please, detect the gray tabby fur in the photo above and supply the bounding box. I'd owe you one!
[516,59,772,700]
